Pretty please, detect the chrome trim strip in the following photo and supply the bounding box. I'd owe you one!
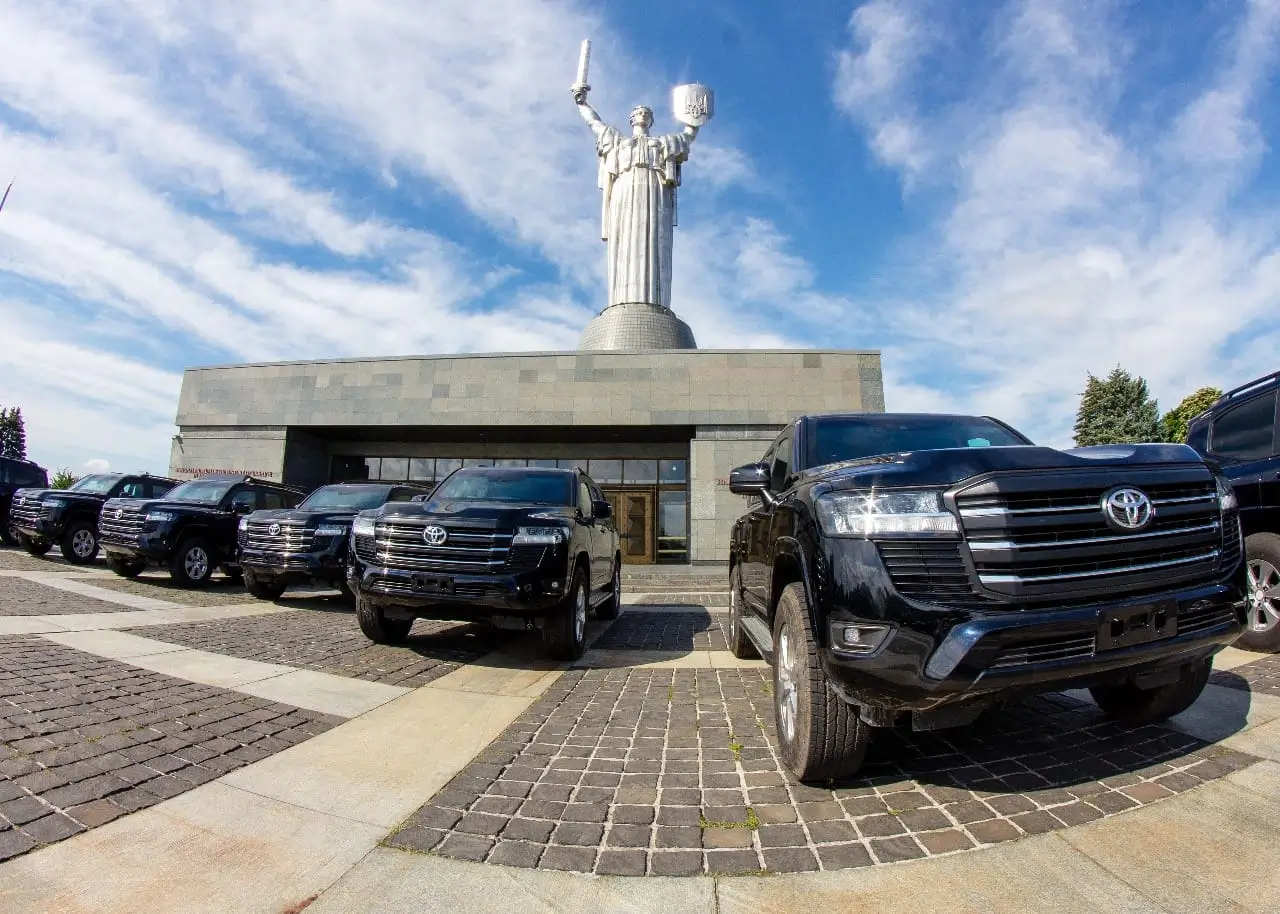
[959,493,1215,518]
[967,521,1220,552]
[979,549,1220,585]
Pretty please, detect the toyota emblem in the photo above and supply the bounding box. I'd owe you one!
[268,522,281,536]
[423,525,448,546]
[114,508,123,518]
[1101,487,1154,532]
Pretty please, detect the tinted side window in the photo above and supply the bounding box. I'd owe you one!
[1211,392,1277,461]
[147,481,174,498]
[118,480,146,498]
[20,467,44,487]
[771,432,793,491]
[259,490,286,510]
[228,488,257,511]
[1186,423,1209,455]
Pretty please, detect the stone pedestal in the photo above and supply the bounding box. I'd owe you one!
[578,302,697,350]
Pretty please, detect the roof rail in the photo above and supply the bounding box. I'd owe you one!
[1221,370,1280,402]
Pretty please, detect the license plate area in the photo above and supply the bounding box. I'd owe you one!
[1097,600,1177,651]
[411,573,454,595]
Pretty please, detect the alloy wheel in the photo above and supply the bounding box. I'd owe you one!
[776,624,799,744]
[574,581,588,644]
[71,529,96,559]
[185,547,210,582]
[1247,558,1280,633]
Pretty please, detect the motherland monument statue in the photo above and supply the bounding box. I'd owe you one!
[572,39,713,350]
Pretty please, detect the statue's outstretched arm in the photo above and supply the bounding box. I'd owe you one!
[572,90,610,139]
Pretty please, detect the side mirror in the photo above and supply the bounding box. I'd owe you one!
[728,463,770,495]
[593,500,612,519]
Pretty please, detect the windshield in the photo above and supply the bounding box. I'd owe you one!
[162,479,235,504]
[301,485,394,510]
[69,474,121,495]
[430,469,573,505]
[807,416,1032,467]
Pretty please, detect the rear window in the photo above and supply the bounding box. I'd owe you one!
[430,469,573,505]
[807,415,1031,467]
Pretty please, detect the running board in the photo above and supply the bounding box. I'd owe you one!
[739,613,775,663]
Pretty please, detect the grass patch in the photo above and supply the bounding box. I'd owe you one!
[728,737,743,760]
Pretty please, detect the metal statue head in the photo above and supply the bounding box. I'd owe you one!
[629,105,654,135]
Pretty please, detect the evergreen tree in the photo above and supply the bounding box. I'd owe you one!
[7,407,26,460]
[1072,367,1161,446]
[51,468,78,489]
[1160,386,1223,443]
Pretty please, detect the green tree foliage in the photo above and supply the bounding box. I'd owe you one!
[1160,387,1223,444]
[1073,367,1162,446]
[51,468,78,489]
[0,407,28,460]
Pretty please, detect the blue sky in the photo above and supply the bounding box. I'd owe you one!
[1,0,1278,476]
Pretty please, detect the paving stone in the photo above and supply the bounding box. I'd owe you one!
[385,826,445,854]
[806,819,858,844]
[816,841,874,869]
[22,813,85,843]
[757,824,807,847]
[487,840,544,869]
[0,829,38,861]
[66,798,125,828]
[650,850,703,876]
[605,824,652,847]
[762,846,819,873]
[538,845,597,872]
[552,822,605,846]
[596,849,647,876]
[702,827,754,849]
[706,849,764,875]
[967,818,1022,844]
[434,833,494,862]
[870,835,927,863]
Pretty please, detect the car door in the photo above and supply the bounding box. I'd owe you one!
[575,475,602,590]
[587,479,615,580]
[1208,390,1278,537]
[759,427,798,619]
[741,438,780,615]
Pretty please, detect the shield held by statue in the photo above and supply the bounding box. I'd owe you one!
[672,83,714,127]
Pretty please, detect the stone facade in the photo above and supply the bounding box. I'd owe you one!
[170,349,884,563]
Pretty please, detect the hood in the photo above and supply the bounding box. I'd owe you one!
[247,507,360,526]
[378,500,574,529]
[21,488,110,504]
[101,496,223,515]
[807,443,1211,492]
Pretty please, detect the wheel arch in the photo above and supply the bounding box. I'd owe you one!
[768,538,819,633]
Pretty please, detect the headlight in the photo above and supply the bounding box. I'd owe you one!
[514,526,568,545]
[815,491,958,537]
[42,498,67,509]
[146,511,176,523]
[315,525,349,537]
[238,517,249,531]
[352,516,376,537]
[1216,477,1238,512]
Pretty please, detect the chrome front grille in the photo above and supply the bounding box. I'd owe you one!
[242,520,315,555]
[372,521,514,573]
[990,633,1097,669]
[8,493,44,529]
[955,470,1224,603]
[98,507,146,542]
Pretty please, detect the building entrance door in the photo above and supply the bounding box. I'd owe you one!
[604,488,655,564]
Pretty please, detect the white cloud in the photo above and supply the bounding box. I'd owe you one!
[83,459,111,474]
[834,0,1280,447]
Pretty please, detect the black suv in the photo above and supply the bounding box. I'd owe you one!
[100,474,305,587]
[1,456,49,546]
[349,466,622,660]
[1186,370,1280,652]
[728,413,1246,782]
[238,482,432,601]
[11,474,178,565]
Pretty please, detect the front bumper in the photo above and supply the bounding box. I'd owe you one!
[13,515,63,543]
[354,561,571,622]
[100,534,172,563]
[239,543,348,585]
[816,539,1248,713]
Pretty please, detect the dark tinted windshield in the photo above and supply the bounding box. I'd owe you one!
[301,485,393,510]
[162,479,235,504]
[430,469,574,505]
[807,416,1031,467]
[69,475,121,495]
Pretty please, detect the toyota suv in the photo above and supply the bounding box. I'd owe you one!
[1185,369,1279,652]
[728,413,1246,782]
[1,456,49,546]
[100,474,305,586]
[10,473,177,564]
[237,482,432,600]
[349,466,621,660]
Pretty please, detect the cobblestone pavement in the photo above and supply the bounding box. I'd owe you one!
[628,593,731,606]
[1212,652,1280,696]
[0,549,79,572]
[384,667,1258,876]
[591,610,730,652]
[77,573,266,606]
[128,610,522,688]
[0,636,341,862]
[0,578,147,615]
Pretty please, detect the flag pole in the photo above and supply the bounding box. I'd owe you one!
[0,181,11,214]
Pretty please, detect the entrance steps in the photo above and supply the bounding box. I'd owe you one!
[621,566,727,592]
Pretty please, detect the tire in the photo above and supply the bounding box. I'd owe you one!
[1089,658,1212,725]
[170,537,214,588]
[593,559,622,621]
[106,555,146,578]
[355,593,412,644]
[60,521,99,565]
[728,564,758,659]
[243,569,287,601]
[772,583,870,782]
[543,566,589,661]
[1239,532,1280,653]
[23,537,53,557]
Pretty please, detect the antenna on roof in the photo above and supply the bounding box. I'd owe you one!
[0,180,12,214]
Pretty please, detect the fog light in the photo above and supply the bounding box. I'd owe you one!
[548,581,563,593]
[830,622,890,654]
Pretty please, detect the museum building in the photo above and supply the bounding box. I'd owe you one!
[168,346,884,565]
